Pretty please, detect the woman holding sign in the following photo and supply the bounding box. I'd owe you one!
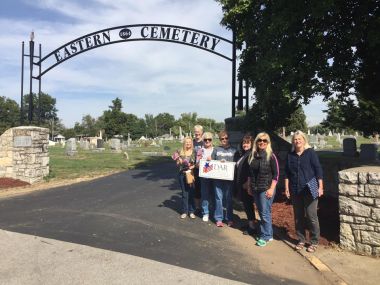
[197,132,215,222]
[211,131,237,227]
[247,132,279,246]
[175,137,196,219]
[285,131,323,253]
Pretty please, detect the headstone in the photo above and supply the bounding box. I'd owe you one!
[309,135,318,147]
[79,140,89,150]
[65,138,77,156]
[97,139,104,149]
[328,131,332,136]
[319,139,326,149]
[355,131,359,137]
[360,144,379,161]
[343,138,357,157]
[307,129,310,135]
[110,138,121,152]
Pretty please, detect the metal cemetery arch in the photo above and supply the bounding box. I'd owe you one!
[21,24,249,123]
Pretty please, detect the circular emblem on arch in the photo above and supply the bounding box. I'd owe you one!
[119,28,132,39]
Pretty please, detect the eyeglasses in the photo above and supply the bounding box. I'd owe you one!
[257,139,268,143]
[220,137,229,141]
[203,138,212,142]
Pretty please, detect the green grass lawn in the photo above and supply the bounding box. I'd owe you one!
[46,141,182,181]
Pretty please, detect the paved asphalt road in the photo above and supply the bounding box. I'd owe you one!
[0,161,326,284]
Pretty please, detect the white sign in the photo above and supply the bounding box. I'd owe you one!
[199,159,236,181]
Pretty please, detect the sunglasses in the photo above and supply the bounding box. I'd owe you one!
[203,138,212,142]
[220,137,229,141]
[257,139,268,143]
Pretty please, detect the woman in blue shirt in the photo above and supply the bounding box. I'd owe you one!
[285,131,324,253]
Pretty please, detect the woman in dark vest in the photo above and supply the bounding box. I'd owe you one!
[247,132,279,247]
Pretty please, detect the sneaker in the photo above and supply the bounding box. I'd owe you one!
[189,213,196,219]
[227,221,234,227]
[267,238,273,242]
[180,213,187,219]
[256,239,267,247]
[216,221,224,227]
[202,215,209,222]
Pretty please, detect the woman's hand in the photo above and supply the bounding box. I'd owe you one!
[265,188,274,199]
[318,188,324,197]
[285,188,290,199]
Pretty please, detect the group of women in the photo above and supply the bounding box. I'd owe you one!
[175,127,324,252]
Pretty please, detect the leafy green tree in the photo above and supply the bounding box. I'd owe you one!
[99,97,128,138]
[285,106,307,134]
[217,0,380,133]
[23,92,58,126]
[144,114,156,138]
[0,96,20,134]
[73,114,100,137]
[176,112,198,134]
[321,99,347,132]
[155,113,175,136]
[61,127,76,139]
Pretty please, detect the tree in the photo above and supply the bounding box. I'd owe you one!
[0,96,20,134]
[217,0,380,132]
[144,114,156,138]
[73,114,100,137]
[155,113,175,136]
[285,106,307,134]
[23,92,58,126]
[176,112,198,134]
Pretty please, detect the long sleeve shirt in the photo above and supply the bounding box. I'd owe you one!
[285,148,323,194]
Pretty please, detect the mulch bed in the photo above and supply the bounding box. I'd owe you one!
[272,193,339,246]
[0,178,30,189]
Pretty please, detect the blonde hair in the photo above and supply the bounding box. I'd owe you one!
[218,130,228,139]
[180,136,194,156]
[249,132,273,163]
[291,130,311,151]
[194,125,203,133]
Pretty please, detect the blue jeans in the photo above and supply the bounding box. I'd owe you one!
[178,173,195,214]
[214,179,233,222]
[200,177,214,216]
[253,188,276,241]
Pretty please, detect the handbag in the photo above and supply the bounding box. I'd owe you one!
[185,170,195,184]
[306,177,319,199]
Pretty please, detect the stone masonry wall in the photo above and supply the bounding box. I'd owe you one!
[339,167,380,256]
[0,126,49,184]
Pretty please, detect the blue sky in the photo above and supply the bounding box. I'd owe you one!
[0,0,326,127]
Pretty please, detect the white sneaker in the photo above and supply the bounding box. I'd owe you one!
[180,214,187,219]
[189,213,196,219]
[202,215,209,222]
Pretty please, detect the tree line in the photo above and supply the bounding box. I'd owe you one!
[0,95,225,140]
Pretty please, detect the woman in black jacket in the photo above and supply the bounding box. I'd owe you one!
[234,134,257,235]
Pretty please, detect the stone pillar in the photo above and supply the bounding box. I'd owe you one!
[339,167,380,256]
[0,126,49,184]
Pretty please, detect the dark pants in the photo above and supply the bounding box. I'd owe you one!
[241,188,255,221]
[291,190,320,245]
[193,168,201,199]
[178,172,195,214]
